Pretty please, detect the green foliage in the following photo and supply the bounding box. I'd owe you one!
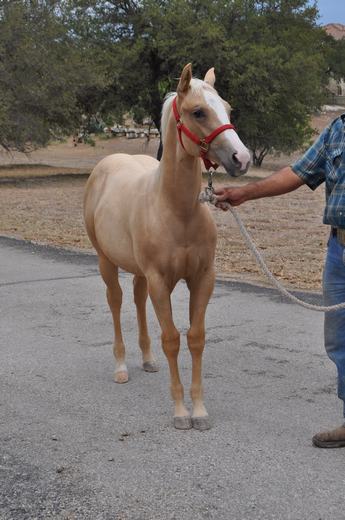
[68,0,242,127]
[70,0,334,165]
[219,0,327,164]
[0,0,342,162]
[0,0,103,151]
[323,33,345,81]
[83,135,96,146]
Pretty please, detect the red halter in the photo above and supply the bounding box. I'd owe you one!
[172,96,236,170]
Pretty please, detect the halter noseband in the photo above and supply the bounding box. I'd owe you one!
[172,96,236,170]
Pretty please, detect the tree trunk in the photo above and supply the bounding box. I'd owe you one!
[253,147,269,167]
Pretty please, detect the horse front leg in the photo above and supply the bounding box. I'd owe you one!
[187,268,215,431]
[147,272,191,430]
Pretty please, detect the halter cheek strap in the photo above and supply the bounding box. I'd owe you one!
[172,96,236,170]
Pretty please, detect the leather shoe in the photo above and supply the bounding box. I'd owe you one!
[312,425,345,448]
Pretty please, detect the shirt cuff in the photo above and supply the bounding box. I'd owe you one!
[291,163,324,191]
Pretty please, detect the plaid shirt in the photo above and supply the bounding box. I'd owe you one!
[292,114,345,228]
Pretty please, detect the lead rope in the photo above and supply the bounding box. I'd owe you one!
[199,178,345,313]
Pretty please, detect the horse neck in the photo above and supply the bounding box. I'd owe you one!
[158,112,202,218]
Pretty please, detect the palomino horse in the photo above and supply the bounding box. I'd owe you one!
[84,64,250,430]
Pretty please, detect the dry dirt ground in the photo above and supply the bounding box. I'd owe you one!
[0,108,343,291]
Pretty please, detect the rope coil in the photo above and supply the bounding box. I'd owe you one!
[199,189,345,313]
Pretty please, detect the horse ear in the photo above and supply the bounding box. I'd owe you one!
[177,63,192,94]
[204,67,216,87]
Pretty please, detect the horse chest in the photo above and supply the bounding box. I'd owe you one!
[156,242,213,280]
[173,247,201,274]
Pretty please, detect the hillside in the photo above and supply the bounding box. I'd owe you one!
[324,23,345,40]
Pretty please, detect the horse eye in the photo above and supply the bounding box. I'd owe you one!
[193,109,205,119]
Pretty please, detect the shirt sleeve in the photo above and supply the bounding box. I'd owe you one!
[291,126,330,191]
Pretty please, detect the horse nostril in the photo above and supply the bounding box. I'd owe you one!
[232,153,241,168]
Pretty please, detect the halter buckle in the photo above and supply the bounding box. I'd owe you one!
[200,140,209,154]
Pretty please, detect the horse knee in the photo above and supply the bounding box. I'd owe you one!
[187,329,205,354]
[107,286,122,307]
[162,330,180,357]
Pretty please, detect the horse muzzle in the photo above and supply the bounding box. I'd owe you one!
[217,148,251,177]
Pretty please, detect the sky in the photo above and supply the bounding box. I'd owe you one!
[312,0,345,25]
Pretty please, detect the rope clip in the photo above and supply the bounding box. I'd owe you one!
[207,168,215,191]
[199,168,216,204]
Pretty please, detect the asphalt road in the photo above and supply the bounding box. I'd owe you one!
[1,236,344,520]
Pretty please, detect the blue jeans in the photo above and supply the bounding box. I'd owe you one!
[323,234,345,417]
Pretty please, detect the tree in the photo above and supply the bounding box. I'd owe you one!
[323,33,345,82]
[219,0,328,165]
[67,0,236,130]
[0,0,103,151]
[0,0,339,164]
[70,0,332,166]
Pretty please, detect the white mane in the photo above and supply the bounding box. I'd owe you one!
[160,93,175,145]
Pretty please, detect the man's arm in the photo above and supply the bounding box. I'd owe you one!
[214,166,305,208]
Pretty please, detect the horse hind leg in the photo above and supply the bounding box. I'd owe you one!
[98,255,128,383]
[133,275,158,373]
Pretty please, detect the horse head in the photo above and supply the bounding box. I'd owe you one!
[174,63,251,177]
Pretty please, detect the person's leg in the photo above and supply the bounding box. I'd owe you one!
[324,235,345,409]
[313,234,345,447]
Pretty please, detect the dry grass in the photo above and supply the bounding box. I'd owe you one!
[0,177,88,248]
[0,164,88,179]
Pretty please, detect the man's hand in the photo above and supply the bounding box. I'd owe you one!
[213,186,248,210]
[213,167,304,211]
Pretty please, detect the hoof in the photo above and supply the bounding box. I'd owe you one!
[192,415,211,431]
[114,371,129,384]
[174,416,192,430]
[143,361,159,373]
